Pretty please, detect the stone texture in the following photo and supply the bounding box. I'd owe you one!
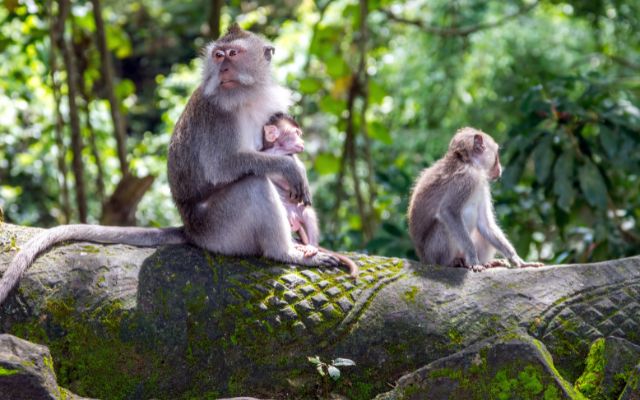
[0,334,91,400]
[1,224,640,399]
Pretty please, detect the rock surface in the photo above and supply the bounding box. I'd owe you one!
[0,333,91,400]
[1,223,640,399]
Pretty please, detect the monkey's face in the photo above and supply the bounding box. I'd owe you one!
[209,38,274,91]
[212,43,251,90]
[264,122,304,154]
[277,124,305,154]
[466,132,502,181]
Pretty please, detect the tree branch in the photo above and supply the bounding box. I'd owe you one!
[382,1,540,37]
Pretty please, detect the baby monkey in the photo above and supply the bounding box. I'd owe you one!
[408,127,543,272]
[262,113,359,278]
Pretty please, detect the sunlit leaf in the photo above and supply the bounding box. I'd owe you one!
[307,356,321,365]
[332,358,356,367]
[327,365,341,380]
[314,153,340,175]
[367,121,392,144]
[298,78,322,94]
[369,80,386,105]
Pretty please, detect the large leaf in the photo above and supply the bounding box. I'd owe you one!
[552,152,575,212]
[598,125,617,158]
[332,358,355,367]
[367,121,392,144]
[578,161,608,211]
[314,153,340,176]
[532,134,555,184]
[327,365,341,380]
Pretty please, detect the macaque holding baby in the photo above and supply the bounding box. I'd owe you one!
[262,113,359,277]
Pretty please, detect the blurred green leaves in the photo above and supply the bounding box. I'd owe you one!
[0,0,639,264]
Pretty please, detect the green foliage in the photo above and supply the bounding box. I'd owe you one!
[308,355,356,398]
[0,0,639,264]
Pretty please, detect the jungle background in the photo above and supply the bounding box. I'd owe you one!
[0,0,638,264]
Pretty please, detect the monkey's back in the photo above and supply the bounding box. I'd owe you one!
[167,86,238,236]
[408,156,476,260]
[408,160,447,251]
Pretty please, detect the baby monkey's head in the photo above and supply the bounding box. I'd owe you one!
[263,112,305,154]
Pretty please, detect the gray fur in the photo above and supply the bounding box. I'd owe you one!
[0,26,338,305]
[408,127,540,272]
[168,26,339,268]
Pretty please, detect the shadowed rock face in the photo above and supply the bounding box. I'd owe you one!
[1,223,639,399]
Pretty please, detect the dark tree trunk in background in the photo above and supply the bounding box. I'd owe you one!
[100,174,155,226]
[90,0,129,176]
[48,0,71,223]
[208,0,223,40]
[55,0,88,223]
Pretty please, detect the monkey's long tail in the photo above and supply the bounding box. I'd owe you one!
[0,225,186,304]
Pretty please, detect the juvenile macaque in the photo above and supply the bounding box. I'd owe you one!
[408,127,543,272]
[0,24,344,305]
[261,113,359,278]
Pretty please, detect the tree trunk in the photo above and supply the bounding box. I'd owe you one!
[99,174,155,226]
[47,0,71,223]
[208,0,223,40]
[90,0,129,176]
[55,0,88,223]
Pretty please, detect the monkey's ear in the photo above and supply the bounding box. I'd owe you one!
[473,134,486,154]
[264,46,275,61]
[264,125,280,142]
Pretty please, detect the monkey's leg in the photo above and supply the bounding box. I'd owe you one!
[256,182,339,267]
[300,207,320,246]
[420,225,457,267]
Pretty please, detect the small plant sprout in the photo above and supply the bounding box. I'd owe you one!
[308,355,356,381]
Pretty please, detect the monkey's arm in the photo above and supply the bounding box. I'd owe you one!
[476,187,541,268]
[212,151,311,205]
[262,147,293,156]
[439,182,480,267]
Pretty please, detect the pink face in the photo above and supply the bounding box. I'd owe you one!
[471,133,502,181]
[264,122,305,154]
[211,44,248,90]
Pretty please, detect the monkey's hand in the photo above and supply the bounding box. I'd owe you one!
[282,158,312,205]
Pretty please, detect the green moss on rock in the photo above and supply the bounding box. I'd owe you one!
[574,338,605,399]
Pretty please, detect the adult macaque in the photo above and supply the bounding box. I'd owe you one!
[261,113,359,278]
[408,127,543,272]
[0,24,341,305]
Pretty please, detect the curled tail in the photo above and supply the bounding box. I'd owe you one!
[0,225,186,304]
[319,247,359,278]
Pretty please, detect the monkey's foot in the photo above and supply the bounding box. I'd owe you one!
[467,264,486,272]
[294,244,319,258]
[282,247,341,267]
[483,259,510,268]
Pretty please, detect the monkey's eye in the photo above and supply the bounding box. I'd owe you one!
[214,50,225,59]
[228,49,238,57]
[295,129,302,137]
